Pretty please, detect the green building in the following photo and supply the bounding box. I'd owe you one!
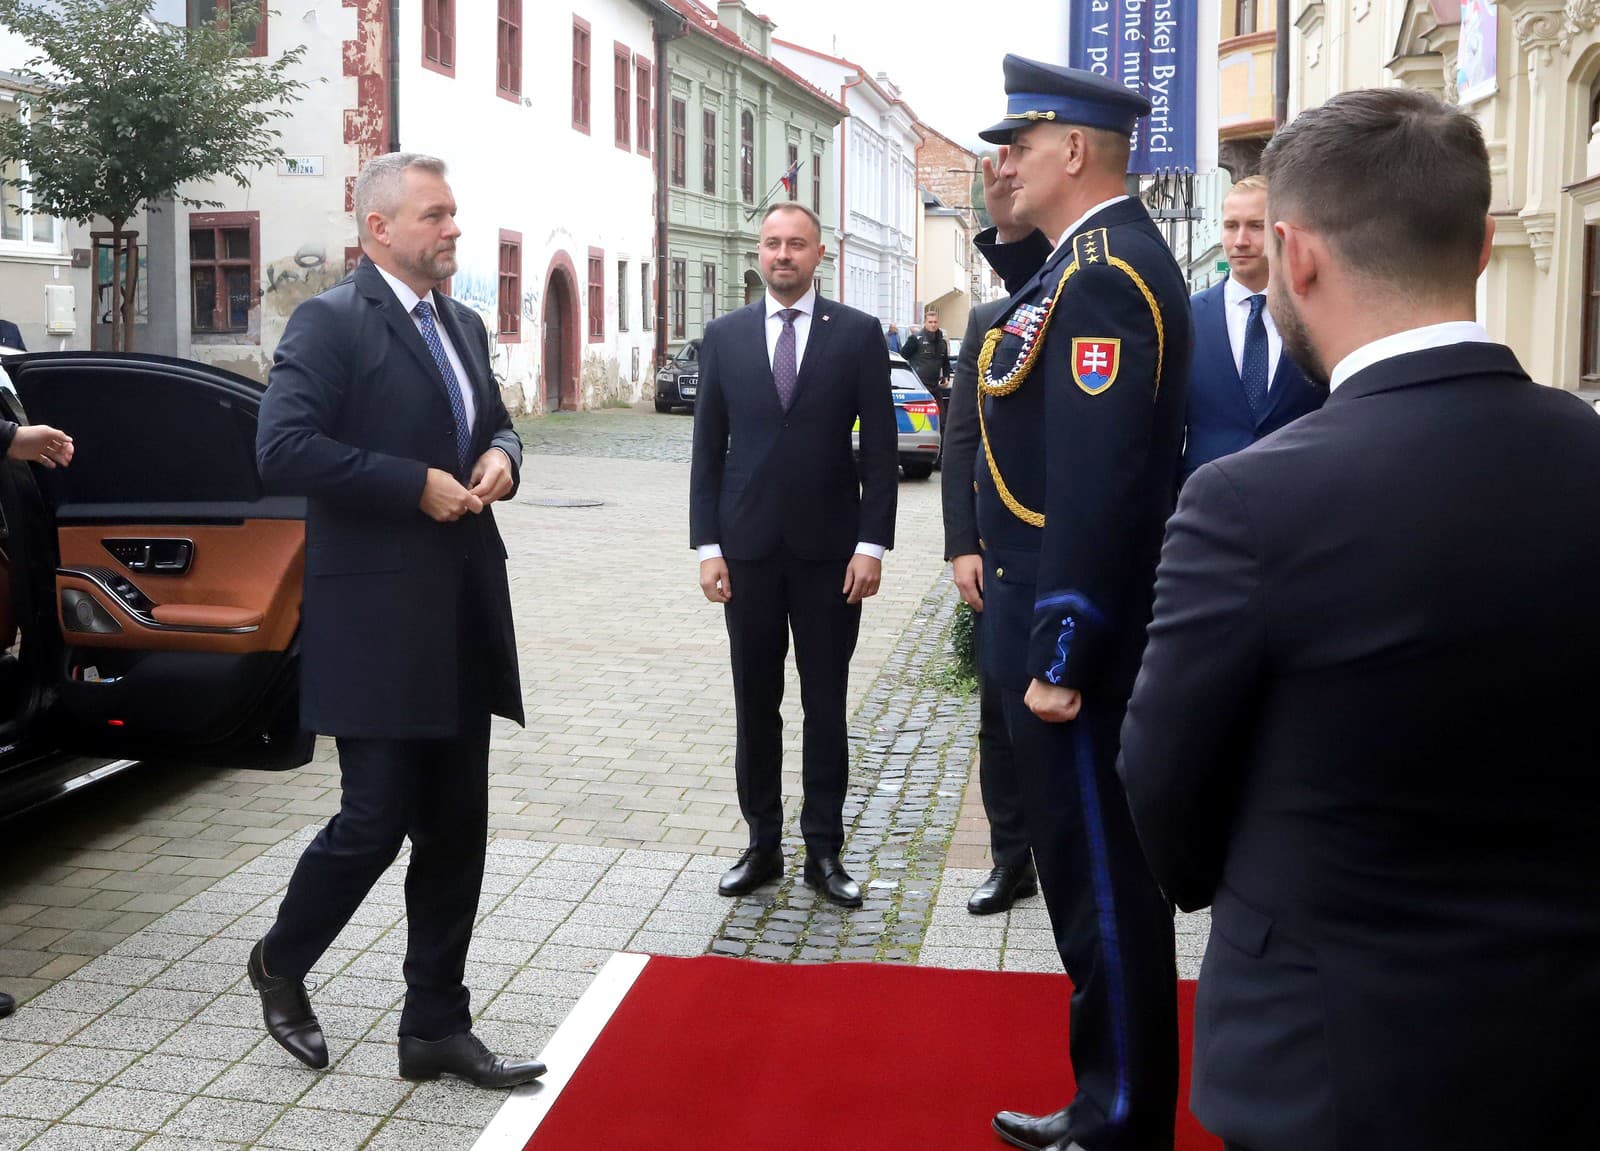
[663,0,845,347]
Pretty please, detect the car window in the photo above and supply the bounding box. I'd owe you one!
[676,344,699,364]
[889,367,925,393]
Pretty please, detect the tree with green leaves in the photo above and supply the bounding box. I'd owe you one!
[0,0,308,350]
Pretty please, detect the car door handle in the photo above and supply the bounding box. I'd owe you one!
[103,538,193,575]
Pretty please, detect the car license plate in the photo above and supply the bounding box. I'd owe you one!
[680,375,697,397]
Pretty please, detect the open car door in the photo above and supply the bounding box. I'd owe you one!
[0,352,310,771]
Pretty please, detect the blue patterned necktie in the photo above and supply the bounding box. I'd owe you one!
[773,308,801,410]
[412,298,472,471]
[1241,293,1270,419]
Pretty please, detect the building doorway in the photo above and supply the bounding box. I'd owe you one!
[542,255,580,412]
[743,268,763,306]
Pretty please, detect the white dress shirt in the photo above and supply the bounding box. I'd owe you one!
[1224,275,1283,389]
[375,263,477,434]
[1052,194,1132,257]
[698,287,886,564]
[1329,321,1493,393]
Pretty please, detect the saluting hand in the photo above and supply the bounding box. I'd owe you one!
[842,555,882,605]
[469,447,514,507]
[419,468,484,522]
[981,148,1027,243]
[1025,678,1082,724]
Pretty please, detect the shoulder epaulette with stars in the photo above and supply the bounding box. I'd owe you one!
[1073,227,1110,267]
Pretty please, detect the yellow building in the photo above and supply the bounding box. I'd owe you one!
[1293,0,1600,394]
[1219,0,1284,175]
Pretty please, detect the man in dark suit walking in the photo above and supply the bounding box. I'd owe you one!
[941,298,1035,916]
[1182,175,1323,482]
[251,153,542,1089]
[690,201,897,908]
[1120,88,1600,1151]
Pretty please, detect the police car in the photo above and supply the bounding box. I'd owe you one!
[855,352,941,480]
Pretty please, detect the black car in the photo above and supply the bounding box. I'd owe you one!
[0,351,312,819]
[654,339,702,413]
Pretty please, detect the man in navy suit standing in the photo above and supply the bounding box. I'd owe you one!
[1182,175,1324,482]
[690,202,897,908]
[252,154,542,1089]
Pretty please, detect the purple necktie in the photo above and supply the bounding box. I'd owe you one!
[774,308,801,410]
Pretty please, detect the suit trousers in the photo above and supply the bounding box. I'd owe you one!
[975,623,1030,868]
[723,548,861,857]
[1002,691,1178,1151]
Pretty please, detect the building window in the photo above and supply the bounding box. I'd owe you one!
[614,45,632,150]
[572,17,591,133]
[641,262,653,330]
[812,151,822,214]
[635,57,653,156]
[617,259,629,332]
[1584,225,1600,383]
[421,0,454,75]
[187,0,267,57]
[587,248,605,342]
[740,111,755,204]
[189,211,258,336]
[497,230,521,343]
[1235,0,1257,35]
[670,98,686,187]
[702,110,717,194]
[496,0,520,100]
[701,262,717,325]
[0,101,60,251]
[671,258,686,338]
[787,144,799,201]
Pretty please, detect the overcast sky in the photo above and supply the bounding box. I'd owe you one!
[753,0,1069,148]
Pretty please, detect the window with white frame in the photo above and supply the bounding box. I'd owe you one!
[1,98,62,252]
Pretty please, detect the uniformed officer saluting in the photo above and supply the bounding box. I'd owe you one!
[969,57,1189,1151]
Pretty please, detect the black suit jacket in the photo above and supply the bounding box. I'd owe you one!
[1119,343,1600,1150]
[689,298,897,561]
[940,299,1008,559]
[257,257,525,739]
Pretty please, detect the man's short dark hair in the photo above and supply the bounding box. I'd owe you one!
[762,201,823,242]
[1261,88,1489,297]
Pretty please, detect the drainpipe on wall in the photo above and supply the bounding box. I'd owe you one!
[653,7,687,370]
[1274,0,1290,128]
[837,73,863,306]
[388,0,402,151]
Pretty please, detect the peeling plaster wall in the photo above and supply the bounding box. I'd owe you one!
[399,1,660,413]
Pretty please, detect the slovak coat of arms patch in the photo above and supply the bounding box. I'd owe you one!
[1071,337,1121,395]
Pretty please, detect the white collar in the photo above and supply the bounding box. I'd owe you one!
[1329,321,1493,392]
[765,288,817,319]
[1053,194,1131,255]
[1223,275,1268,308]
[374,262,436,316]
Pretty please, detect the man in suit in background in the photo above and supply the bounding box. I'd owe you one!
[941,298,1036,916]
[252,153,543,1089]
[1182,175,1323,483]
[0,318,26,351]
[690,201,897,908]
[1120,88,1600,1151]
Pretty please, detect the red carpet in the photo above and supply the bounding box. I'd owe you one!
[524,956,1219,1151]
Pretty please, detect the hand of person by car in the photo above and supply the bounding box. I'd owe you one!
[468,447,514,506]
[420,467,484,522]
[842,555,882,605]
[7,424,74,468]
[951,554,983,611]
[700,557,732,603]
[1025,678,1082,723]
[981,147,1029,243]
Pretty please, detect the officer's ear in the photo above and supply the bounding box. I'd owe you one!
[1063,127,1089,177]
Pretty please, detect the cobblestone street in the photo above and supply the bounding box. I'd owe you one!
[0,405,1207,1149]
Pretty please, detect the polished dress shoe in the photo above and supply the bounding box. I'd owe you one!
[802,854,862,908]
[993,1105,1074,1151]
[717,847,783,896]
[967,862,1039,915]
[399,1031,546,1088]
[0,990,14,1019]
[247,940,328,1070]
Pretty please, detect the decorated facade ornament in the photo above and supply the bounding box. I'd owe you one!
[1562,0,1600,49]
[1521,210,1557,272]
[1513,7,1564,75]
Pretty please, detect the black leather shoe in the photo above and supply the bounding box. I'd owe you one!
[802,854,863,908]
[717,847,783,896]
[398,1031,546,1088]
[993,1106,1074,1151]
[967,863,1039,915]
[0,990,14,1019]
[247,940,328,1070]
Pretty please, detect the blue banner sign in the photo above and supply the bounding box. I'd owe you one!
[1069,0,1198,173]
